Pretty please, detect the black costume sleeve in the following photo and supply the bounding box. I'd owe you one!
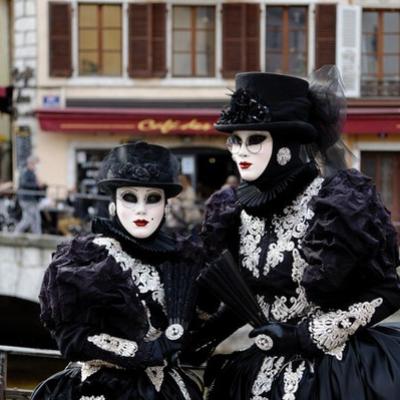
[201,187,241,260]
[39,235,177,369]
[299,169,400,358]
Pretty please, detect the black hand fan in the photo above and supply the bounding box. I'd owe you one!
[161,260,202,341]
[197,249,267,328]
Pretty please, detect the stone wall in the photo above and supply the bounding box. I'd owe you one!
[0,233,63,302]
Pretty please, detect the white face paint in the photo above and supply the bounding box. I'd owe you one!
[115,186,165,239]
[227,130,273,181]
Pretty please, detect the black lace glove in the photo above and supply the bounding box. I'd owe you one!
[249,322,320,358]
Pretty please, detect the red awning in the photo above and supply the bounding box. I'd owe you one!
[36,106,400,135]
[36,108,222,136]
[344,107,400,134]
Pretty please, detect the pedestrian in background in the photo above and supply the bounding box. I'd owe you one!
[165,174,202,233]
[14,155,45,234]
[220,174,239,190]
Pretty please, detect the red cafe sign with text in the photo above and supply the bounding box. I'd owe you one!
[36,108,221,136]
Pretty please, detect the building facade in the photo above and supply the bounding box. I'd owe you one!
[10,0,400,222]
[0,0,12,181]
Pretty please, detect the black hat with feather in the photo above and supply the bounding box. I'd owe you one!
[215,72,318,143]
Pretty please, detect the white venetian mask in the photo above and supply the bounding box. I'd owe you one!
[115,186,165,239]
[227,130,273,181]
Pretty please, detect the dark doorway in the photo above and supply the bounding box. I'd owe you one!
[172,146,237,200]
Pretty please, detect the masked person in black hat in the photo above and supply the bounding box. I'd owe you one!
[191,67,400,400]
[31,142,203,400]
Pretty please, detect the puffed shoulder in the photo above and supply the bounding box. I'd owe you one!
[201,187,241,258]
[39,234,148,340]
[301,169,399,307]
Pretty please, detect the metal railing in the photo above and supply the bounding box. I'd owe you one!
[361,79,400,97]
[0,346,60,400]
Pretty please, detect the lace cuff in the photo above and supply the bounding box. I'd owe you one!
[87,333,138,357]
[308,298,383,360]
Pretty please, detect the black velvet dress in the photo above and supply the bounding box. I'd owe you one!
[197,167,400,400]
[31,219,202,400]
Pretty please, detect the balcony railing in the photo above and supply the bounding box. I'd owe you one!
[361,79,400,97]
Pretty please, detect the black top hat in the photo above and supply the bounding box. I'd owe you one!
[215,72,318,143]
[97,142,182,198]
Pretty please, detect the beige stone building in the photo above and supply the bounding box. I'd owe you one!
[9,0,400,223]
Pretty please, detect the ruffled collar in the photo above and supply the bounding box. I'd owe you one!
[91,217,177,259]
[237,162,319,218]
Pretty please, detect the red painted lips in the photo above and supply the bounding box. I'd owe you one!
[239,162,252,170]
[134,219,149,227]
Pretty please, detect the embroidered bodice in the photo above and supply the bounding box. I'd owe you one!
[239,176,323,325]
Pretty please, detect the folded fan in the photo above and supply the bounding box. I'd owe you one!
[161,260,202,341]
[197,249,267,328]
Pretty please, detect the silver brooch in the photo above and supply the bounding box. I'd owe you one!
[165,324,184,341]
[255,334,274,351]
[277,147,291,166]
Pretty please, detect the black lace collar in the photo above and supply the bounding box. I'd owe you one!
[237,162,319,218]
[91,217,177,259]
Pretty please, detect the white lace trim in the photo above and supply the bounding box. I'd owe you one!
[309,297,383,360]
[93,237,165,307]
[80,397,106,400]
[146,363,166,392]
[79,360,121,382]
[87,333,138,357]
[266,177,323,276]
[169,370,191,400]
[282,361,306,400]
[251,356,285,400]
[240,177,322,278]
[239,212,264,278]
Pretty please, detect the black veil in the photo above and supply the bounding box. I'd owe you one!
[304,65,356,176]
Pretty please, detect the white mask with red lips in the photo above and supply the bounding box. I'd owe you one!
[115,186,165,239]
[229,130,273,182]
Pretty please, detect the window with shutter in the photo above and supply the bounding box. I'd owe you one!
[49,2,72,77]
[336,4,361,97]
[128,3,166,78]
[78,4,122,76]
[315,4,336,68]
[361,9,400,97]
[361,151,400,235]
[172,6,215,77]
[222,4,260,79]
[265,6,308,76]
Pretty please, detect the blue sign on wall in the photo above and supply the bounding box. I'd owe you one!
[42,95,60,108]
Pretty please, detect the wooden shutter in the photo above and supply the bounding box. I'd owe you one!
[246,4,260,72]
[222,4,260,79]
[315,5,337,68]
[336,4,361,97]
[49,2,72,77]
[128,3,166,78]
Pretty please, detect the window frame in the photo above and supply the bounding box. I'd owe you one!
[77,2,123,77]
[264,4,309,77]
[360,149,400,232]
[171,4,216,78]
[361,8,400,96]
[362,9,400,80]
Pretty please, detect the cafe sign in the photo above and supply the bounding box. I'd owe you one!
[36,108,221,136]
